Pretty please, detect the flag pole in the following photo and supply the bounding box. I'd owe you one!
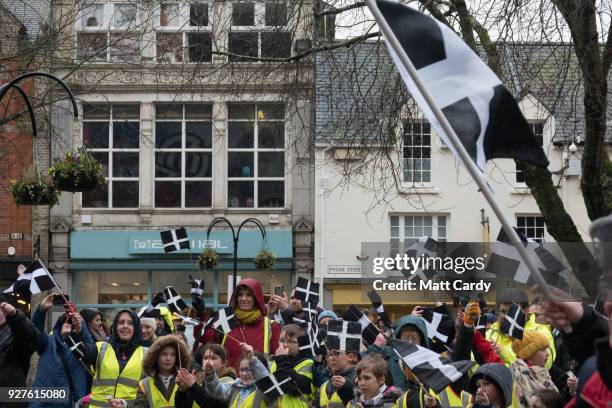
[365,0,552,298]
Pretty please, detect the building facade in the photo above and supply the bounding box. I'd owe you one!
[314,42,611,317]
[48,0,316,317]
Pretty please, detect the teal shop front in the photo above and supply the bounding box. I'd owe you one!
[70,229,293,314]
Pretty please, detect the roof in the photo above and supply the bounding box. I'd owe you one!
[0,0,50,39]
[315,40,612,144]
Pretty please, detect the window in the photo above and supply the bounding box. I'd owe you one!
[516,122,544,183]
[82,104,140,208]
[228,2,292,61]
[155,104,213,208]
[390,215,447,255]
[517,216,546,243]
[403,121,431,183]
[227,103,285,208]
[76,2,140,63]
[156,2,212,63]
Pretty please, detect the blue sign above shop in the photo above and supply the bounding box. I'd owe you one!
[71,229,292,259]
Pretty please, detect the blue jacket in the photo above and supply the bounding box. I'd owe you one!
[31,307,94,407]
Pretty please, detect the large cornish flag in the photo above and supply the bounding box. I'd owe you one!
[369,0,548,173]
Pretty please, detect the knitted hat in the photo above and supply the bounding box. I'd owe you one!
[80,308,102,324]
[141,317,156,329]
[317,310,338,323]
[511,331,548,361]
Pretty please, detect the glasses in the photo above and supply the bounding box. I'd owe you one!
[327,350,346,358]
[239,367,252,373]
[279,338,298,345]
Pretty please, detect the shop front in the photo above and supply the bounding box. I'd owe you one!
[70,229,293,320]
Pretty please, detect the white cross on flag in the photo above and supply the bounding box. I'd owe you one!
[66,333,86,359]
[298,334,317,359]
[160,227,190,253]
[475,315,487,335]
[402,237,441,282]
[342,304,380,346]
[163,286,188,314]
[500,303,525,340]
[210,307,239,335]
[326,320,362,352]
[389,338,473,394]
[294,277,319,304]
[369,0,548,177]
[189,274,205,296]
[255,369,292,401]
[421,308,454,344]
[3,260,59,295]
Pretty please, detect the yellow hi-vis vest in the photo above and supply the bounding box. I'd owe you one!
[319,380,345,408]
[438,386,472,408]
[222,317,273,358]
[395,388,440,408]
[139,376,177,408]
[270,358,314,408]
[89,342,145,407]
[229,387,266,408]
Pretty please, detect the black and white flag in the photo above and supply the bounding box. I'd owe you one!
[189,274,205,296]
[294,277,320,305]
[139,292,166,318]
[255,369,292,401]
[326,320,362,352]
[389,338,473,394]
[343,304,380,346]
[500,303,525,340]
[160,227,190,253]
[66,333,86,359]
[369,0,548,175]
[421,308,454,345]
[475,315,487,335]
[163,286,188,314]
[402,237,441,281]
[3,260,58,295]
[368,290,392,329]
[298,334,317,359]
[209,307,239,335]
[486,228,568,286]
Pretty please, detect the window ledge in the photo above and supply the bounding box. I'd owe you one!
[400,185,440,195]
[511,186,532,195]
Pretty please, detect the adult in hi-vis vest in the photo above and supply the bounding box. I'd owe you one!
[134,334,194,407]
[219,279,280,369]
[80,309,146,408]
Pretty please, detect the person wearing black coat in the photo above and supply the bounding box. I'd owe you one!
[0,296,41,407]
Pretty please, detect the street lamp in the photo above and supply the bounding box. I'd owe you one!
[0,71,79,135]
[206,217,267,297]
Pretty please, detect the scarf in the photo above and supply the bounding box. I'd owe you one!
[360,384,387,407]
[511,359,558,408]
[235,308,261,324]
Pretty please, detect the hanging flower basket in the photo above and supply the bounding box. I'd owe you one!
[9,168,60,207]
[254,249,276,270]
[198,249,219,269]
[49,148,105,193]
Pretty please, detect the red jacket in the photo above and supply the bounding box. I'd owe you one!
[473,330,504,364]
[221,279,280,369]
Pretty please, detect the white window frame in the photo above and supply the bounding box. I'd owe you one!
[227,103,286,209]
[516,215,546,243]
[155,1,213,64]
[515,121,545,185]
[75,1,141,63]
[153,103,214,208]
[390,214,448,255]
[402,120,433,186]
[81,103,141,209]
[228,1,292,62]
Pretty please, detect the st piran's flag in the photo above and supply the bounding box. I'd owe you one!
[255,369,293,401]
[475,315,487,335]
[139,292,166,317]
[389,338,473,394]
[402,237,441,281]
[294,277,320,304]
[486,227,568,286]
[163,286,188,314]
[3,260,58,295]
[208,307,239,335]
[372,0,548,173]
[367,290,392,328]
[326,320,362,352]
[500,303,525,340]
[421,307,454,345]
[298,333,318,359]
[189,274,205,296]
[343,304,380,346]
[160,227,190,253]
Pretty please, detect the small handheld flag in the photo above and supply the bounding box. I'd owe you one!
[255,369,292,401]
[3,260,58,295]
[163,286,188,314]
[189,274,205,296]
[500,303,525,339]
[294,277,320,304]
[209,307,239,335]
[367,289,392,328]
[326,320,362,352]
[342,304,380,346]
[160,227,190,253]
[421,308,454,344]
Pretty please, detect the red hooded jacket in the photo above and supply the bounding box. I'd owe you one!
[221,279,280,369]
